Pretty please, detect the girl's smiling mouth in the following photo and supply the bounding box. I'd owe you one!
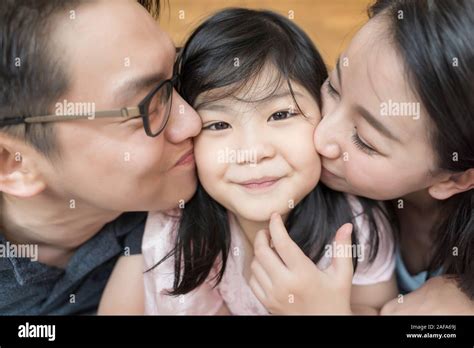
[236,176,283,192]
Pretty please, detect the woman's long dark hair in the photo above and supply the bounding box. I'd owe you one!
[369,0,474,298]
[152,8,386,295]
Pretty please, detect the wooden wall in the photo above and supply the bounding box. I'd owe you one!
[159,0,373,68]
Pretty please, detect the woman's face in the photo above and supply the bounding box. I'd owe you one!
[315,16,445,201]
[194,68,321,222]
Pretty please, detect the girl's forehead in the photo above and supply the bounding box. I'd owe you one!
[195,61,315,105]
[195,78,312,111]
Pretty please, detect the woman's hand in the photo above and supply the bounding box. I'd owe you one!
[248,213,354,314]
[381,276,474,315]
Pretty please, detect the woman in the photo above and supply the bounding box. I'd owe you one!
[249,0,474,314]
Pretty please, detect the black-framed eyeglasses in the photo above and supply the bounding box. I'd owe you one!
[0,74,179,138]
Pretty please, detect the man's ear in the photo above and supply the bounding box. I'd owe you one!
[0,135,47,197]
[428,169,474,200]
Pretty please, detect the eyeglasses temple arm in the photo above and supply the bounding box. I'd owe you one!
[21,107,142,123]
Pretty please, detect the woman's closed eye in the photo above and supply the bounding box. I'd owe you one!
[202,121,231,131]
[325,79,339,98]
[352,127,378,156]
[268,110,300,122]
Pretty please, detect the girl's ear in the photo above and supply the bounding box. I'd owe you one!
[428,169,474,200]
[0,136,47,197]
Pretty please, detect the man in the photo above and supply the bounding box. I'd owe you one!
[0,0,201,314]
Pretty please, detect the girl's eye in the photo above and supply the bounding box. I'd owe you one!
[352,128,378,156]
[325,79,339,98]
[268,110,299,122]
[203,121,231,131]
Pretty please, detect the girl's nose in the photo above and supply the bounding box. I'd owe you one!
[236,131,276,165]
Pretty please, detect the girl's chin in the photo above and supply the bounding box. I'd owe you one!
[232,208,291,222]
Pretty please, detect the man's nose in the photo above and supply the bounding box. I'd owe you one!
[163,90,201,143]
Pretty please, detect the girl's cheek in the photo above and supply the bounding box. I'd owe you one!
[285,125,321,177]
[195,138,226,178]
[194,138,213,171]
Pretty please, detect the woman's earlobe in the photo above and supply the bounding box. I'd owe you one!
[428,169,474,200]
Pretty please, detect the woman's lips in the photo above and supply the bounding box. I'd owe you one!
[237,176,282,192]
[321,166,343,180]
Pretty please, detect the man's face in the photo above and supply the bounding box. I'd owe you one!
[40,0,201,212]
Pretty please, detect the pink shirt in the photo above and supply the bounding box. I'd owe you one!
[142,195,395,315]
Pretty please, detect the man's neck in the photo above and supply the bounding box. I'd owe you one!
[0,190,121,267]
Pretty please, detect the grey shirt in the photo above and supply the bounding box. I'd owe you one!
[0,212,146,315]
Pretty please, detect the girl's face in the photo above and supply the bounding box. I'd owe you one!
[315,17,446,201]
[194,67,322,222]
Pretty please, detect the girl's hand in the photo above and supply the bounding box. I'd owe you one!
[249,213,354,314]
[381,276,474,315]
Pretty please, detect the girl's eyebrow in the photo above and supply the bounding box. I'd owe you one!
[198,103,236,113]
[198,89,306,113]
[197,101,243,118]
[260,91,304,104]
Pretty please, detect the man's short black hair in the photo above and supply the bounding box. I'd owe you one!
[0,0,160,158]
[139,0,161,18]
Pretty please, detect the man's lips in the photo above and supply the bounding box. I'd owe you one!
[174,149,194,167]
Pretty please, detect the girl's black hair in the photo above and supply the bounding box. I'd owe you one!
[369,0,474,298]
[152,8,386,295]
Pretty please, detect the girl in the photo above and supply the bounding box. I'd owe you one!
[251,0,474,314]
[140,8,397,315]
